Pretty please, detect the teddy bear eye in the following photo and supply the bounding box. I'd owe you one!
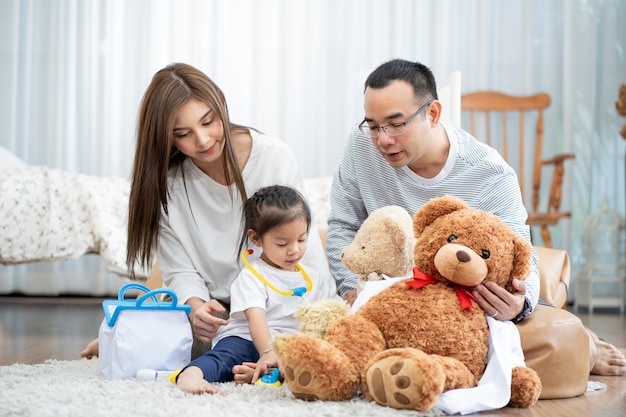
[447,235,457,242]
[481,249,490,259]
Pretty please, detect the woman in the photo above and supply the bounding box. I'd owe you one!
[83,63,336,359]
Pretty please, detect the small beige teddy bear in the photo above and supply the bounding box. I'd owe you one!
[340,205,415,294]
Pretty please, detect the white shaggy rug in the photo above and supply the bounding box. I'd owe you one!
[0,359,444,417]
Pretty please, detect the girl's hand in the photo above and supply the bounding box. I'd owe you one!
[190,299,228,343]
[233,362,257,385]
[251,350,279,384]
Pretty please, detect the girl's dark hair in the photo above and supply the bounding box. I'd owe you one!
[126,63,249,275]
[238,185,311,255]
[365,59,439,103]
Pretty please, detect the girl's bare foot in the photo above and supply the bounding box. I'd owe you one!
[176,366,225,395]
[81,338,99,359]
[233,362,256,384]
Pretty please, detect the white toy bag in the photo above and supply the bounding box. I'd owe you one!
[98,283,193,380]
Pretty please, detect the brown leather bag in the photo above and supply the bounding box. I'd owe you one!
[516,247,590,399]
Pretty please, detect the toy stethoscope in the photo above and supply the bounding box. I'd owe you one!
[241,249,312,296]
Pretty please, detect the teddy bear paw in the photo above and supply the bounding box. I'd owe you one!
[282,361,327,401]
[279,334,359,401]
[364,349,445,411]
[508,366,541,408]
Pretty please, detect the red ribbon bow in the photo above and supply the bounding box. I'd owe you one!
[406,266,477,310]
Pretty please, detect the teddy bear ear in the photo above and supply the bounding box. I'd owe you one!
[373,206,413,246]
[386,211,414,247]
[413,195,468,236]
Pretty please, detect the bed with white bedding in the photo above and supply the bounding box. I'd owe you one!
[0,166,134,274]
[0,148,144,295]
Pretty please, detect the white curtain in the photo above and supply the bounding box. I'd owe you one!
[1,0,625,293]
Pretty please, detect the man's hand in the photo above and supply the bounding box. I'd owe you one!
[472,278,526,321]
[341,289,357,306]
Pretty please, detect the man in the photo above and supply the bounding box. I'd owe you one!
[326,58,625,376]
[328,58,534,322]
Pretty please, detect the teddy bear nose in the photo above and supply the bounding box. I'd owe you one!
[456,250,471,263]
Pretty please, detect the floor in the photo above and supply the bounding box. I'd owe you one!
[0,295,624,416]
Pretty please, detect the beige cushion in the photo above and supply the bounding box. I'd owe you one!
[516,246,589,399]
[534,246,571,309]
[517,304,589,399]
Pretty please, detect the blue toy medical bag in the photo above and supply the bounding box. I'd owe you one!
[98,283,192,380]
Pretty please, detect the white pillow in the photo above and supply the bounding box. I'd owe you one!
[303,176,332,229]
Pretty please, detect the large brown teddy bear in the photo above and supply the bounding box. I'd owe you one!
[277,195,542,412]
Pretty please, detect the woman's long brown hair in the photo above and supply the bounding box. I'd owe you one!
[126,63,247,276]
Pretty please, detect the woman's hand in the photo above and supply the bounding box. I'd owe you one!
[189,298,228,343]
[472,278,526,321]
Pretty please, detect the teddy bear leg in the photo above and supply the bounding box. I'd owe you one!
[430,354,479,391]
[279,333,361,401]
[323,314,387,371]
[508,366,542,408]
[279,315,386,402]
[363,348,446,411]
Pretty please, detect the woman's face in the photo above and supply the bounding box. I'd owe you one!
[173,99,225,170]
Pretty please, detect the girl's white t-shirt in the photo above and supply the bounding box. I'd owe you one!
[213,256,338,346]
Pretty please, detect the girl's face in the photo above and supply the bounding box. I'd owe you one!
[173,99,225,171]
[251,218,309,271]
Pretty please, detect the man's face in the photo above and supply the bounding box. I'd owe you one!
[363,80,432,170]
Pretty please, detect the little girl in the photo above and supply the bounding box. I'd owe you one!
[175,185,337,394]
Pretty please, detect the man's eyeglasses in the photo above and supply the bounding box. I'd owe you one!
[358,101,432,138]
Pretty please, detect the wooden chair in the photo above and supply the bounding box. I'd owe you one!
[461,91,575,248]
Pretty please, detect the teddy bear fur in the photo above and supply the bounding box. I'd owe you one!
[273,298,351,355]
[284,205,414,350]
[279,205,414,354]
[277,195,542,411]
[340,205,415,293]
[293,298,351,340]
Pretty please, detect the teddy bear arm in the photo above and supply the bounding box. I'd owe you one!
[508,366,542,408]
[294,299,351,339]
